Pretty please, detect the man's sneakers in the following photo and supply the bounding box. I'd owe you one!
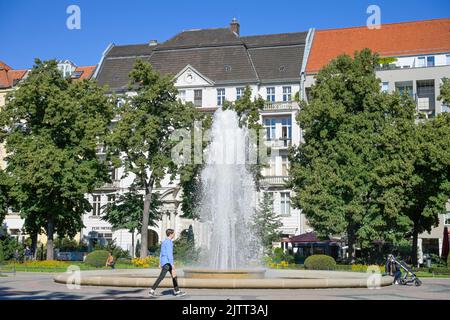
[174,290,186,297]
[148,289,157,297]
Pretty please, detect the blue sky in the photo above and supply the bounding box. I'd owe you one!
[1,0,449,69]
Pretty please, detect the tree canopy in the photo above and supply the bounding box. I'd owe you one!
[109,59,202,257]
[0,59,114,259]
[290,49,418,260]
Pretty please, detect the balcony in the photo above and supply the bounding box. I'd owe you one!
[267,138,292,149]
[260,176,289,186]
[263,101,299,111]
[96,180,120,190]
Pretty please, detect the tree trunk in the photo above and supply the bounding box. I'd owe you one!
[131,231,135,259]
[347,227,356,264]
[140,177,154,258]
[30,232,38,260]
[411,224,419,267]
[46,217,55,260]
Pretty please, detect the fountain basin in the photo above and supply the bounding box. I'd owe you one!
[183,268,266,279]
[53,269,394,289]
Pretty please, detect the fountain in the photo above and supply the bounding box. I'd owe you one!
[54,108,394,289]
[183,107,265,279]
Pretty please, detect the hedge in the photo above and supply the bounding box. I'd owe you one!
[85,250,110,267]
[304,254,336,270]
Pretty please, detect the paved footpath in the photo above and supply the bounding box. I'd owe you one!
[0,272,449,300]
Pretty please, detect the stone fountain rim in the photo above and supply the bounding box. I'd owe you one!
[182,268,266,274]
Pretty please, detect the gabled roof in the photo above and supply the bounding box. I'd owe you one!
[306,18,450,74]
[0,61,28,89]
[95,26,308,91]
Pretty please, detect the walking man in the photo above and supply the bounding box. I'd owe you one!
[149,229,185,297]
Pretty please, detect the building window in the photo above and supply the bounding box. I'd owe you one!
[395,81,413,97]
[266,87,275,102]
[236,87,245,100]
[418,57,425,67]
[92,195,101,216]
[446,55,450,66]
[280,192,291,216]
[265,156,276,176]
[217,88,225,106]
[281,117,292,141]
[264,118,276,140]
[178,90,186,103]
[282,86,292,102]
[445,212,450,225]
[194,89,202,107]
[281,155,289,176]
[418,56,435,67]
[381,82,389,92]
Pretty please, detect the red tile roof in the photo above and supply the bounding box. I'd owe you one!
[0,61,27,89]
[74,65,96,80]
[306,18,450,74]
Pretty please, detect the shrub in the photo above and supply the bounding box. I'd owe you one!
[304,254,336,270]
[85,250,110,267]
[94,240,130,259]
[173,235,199,264]
[270,247,295,264]
[131,256,159,268]
[447,253,450,267]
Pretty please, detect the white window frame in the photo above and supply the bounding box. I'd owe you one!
[445,211,450,225]
[92,195,101,216]
[280,192,291,216]
[236,87,245,100]
[178,90,186,103]
[266,87,275,102]
[381,82,389,92]
[282,86,292,102]
[217,88,225,106]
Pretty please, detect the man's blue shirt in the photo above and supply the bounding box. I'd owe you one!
[159,238,174,266]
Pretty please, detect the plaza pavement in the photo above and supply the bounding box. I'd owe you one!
[0,271,449,300]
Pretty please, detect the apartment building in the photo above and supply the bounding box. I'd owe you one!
[302,18,450,259]
[90,19,310,251]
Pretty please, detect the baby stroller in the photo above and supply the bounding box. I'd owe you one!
[385,254,422,286]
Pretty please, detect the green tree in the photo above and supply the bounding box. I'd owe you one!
[109,59,199,257]
[290,49,416,261]
[253,191,282,253]
[405,113,450,265]
[0,59,114,260]
[101,191,161,258]
[0,170,10,225]
[438,77,450,105]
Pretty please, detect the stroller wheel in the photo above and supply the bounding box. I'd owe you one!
[414,279,422,287]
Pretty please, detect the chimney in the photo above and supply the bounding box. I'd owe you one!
[230,18,240,36]
[148,40,158,46]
